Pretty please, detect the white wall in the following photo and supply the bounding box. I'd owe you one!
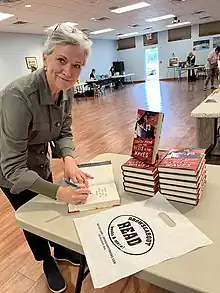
[80,39,118,81]
[116,36,145,82]
[0,32,117,90]
[0,32,44,89]
[118,24,220,80]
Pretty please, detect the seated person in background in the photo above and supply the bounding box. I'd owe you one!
[186,52,196,82]
[89,68,96,79]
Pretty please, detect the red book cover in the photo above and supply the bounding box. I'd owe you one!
[122,150,168,174]
[158,148,206,171]
[131,109,164,164]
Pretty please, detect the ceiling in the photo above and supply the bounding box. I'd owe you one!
[0,0,220,39]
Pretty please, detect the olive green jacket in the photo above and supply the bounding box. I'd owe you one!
[0,68,74,199]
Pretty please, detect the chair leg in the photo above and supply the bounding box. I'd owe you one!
[75,255,89,293]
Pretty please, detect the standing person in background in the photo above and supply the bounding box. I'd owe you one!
[186,52,196,82]
[0,23,93,293]
[204,46,220,91]
[109,64,116,76]
[89,68,96,79]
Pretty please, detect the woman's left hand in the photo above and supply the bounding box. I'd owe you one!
[64,156,94,188]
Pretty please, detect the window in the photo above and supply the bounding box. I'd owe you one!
[117,37,136,50]
[168,26,191,42]
[199,21,220,37]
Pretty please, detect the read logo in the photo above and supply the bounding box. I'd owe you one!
[108,215,154,255]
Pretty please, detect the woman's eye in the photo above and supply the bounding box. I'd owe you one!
[73,64,82,69]
[58,58,66,64]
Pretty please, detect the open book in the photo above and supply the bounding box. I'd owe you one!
[68,161,120,213]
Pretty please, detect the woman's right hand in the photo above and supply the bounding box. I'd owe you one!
[56,185,91,205]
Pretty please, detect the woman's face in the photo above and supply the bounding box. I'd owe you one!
[43,44,86,91]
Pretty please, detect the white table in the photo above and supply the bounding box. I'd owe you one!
[15,153,220,293]
[111,73,135,84]
[191,91,220,154]
[86,73,135,87]
[74,82,87,101]
[167,65,205,81]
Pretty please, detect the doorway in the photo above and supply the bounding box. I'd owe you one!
[145,47,159,81]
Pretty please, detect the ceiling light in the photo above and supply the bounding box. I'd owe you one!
[46,22,78,30]
[0,12,14,21]
[146,14,175,22]
[118,32,139,38]
[167,21,191,28]
[111,2,150,14]
[25,4,32,8]
[90,28,115,35]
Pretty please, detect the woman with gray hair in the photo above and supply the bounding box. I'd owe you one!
[0,23,93,292]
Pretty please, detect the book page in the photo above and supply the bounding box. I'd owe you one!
[86,183,119,204]
[79,161,115,186]
[68,183,120,212]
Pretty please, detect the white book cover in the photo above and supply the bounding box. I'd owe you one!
[68,161,120,213]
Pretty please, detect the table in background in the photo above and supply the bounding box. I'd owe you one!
[86,73,135,93]
[74,82,87,101]
[167,65,206,81]
[191,91,220,155]
[15,153,220,293]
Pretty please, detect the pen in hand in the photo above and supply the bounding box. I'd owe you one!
[64,179,81,189]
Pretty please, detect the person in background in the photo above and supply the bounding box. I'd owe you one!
[0,23,93,293]
[89,68,96,79]
[109,64,116,76]
[186,52,196,82]
[204,46,220,91]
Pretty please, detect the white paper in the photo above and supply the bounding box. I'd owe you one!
[74,194,212,288]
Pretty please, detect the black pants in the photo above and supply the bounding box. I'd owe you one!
[1,174,66,261]
[188,69,196,82]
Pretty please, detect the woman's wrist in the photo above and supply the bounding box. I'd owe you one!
[63,155,77,165]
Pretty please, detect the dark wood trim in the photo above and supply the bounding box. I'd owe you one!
[125,80,145,84]
[159,77,187,81]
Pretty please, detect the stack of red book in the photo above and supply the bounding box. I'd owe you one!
[158,148,206,205]
[121,151,167,197]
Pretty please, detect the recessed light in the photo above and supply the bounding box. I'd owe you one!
[146,14,175,22]
[118,32,139,38]
[111,2,150,14]
[25,4,32,8]
[0,12,14,21]
[167,21,191,28]
[90,28,115,35]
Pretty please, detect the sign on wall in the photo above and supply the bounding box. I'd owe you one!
[193,40,210,51]
[25,56,38,70]
[213,36,220,48]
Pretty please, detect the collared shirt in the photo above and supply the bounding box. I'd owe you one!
[206,49,219,69]
[0,68,74,199]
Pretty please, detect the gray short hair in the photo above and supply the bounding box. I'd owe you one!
[44,22,92,60]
